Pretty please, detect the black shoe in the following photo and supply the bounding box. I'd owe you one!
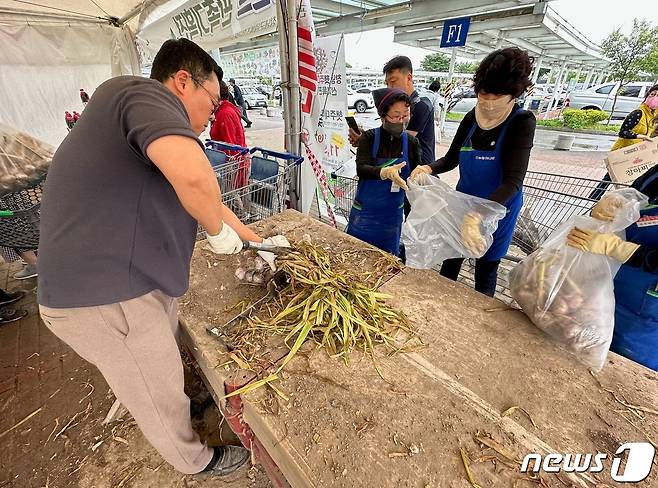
[202,446,250,476]
[0,290,25,308]
[245,123,252,128]
[0,308,27,325]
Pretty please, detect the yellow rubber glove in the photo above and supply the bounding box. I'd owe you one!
[409,164,432,183]
[380,162,409,191]
[590,195,624,222]
[461,212,486,255]
[566,227,640,262]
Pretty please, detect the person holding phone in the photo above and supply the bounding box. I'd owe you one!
[345,88,422,256]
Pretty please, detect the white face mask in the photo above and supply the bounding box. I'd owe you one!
[475,94,515,130]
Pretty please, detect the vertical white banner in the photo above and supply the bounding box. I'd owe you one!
[312,35,350,173]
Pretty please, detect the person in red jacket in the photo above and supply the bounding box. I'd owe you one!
[210,81,249,188]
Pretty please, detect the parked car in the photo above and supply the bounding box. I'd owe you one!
[347,87,374,113]
[567,81,655,119]
[241,86,268,109]
[448,87,477,113]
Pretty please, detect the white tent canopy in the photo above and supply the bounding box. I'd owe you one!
[0,1,171,145]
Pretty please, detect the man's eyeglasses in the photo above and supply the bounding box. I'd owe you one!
[190,75,220,113]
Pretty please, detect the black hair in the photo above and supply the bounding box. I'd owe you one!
[645,84,658,100]
[219,81,236,105]
[150,38,223,85]
[428,80,441,92]
[473,47,533,97]
[383,55,413,75]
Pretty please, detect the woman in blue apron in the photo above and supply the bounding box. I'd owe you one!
[566,166,658,371]
[346,88,422,256]
[409,48,536,296]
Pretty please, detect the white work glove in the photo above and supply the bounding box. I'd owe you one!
[257,235,291,272]
[206,222,243,254]
[461,212,486,255]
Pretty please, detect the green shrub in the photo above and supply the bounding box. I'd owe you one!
[562,108,609,129]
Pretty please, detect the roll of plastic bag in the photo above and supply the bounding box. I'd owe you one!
[401,174,507,268]
[509,188,648,371]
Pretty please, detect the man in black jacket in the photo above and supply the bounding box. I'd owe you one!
[228,78,252,128]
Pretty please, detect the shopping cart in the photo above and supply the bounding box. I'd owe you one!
[461,171,629,302]
[0,175,45,249]
[319,171,629,302]
[221,147,304,225]
[205,140,251,195]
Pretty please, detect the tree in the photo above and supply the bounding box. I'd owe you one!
[455,62,477,74]
[601,18,658,122]
[421,53,450,72]
[346,62,353,69]
[640,46,658,80]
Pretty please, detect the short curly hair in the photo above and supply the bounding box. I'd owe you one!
[473,48,534,98]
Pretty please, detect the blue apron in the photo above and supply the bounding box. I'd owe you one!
[612,204,658,370]
[346,129,410,256]
[456,110,524,261]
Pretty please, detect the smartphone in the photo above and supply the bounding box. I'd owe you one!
[345,116,361,134]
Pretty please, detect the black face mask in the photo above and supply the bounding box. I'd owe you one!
[382,120,405,137]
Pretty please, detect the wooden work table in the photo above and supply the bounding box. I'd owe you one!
[179,210,658,488]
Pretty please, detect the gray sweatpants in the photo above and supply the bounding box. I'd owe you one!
[39,290,213,474]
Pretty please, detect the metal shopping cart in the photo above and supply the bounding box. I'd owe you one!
[220,147,304,226]
[461,171,629,302]
[320,171,629,302]
[205,140,251,195]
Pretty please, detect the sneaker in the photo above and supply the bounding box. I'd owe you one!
[0,290,25,307]
[245,122,252,128]
[14,264,37,280]
[202,445,250,476]
[0,308,28,325]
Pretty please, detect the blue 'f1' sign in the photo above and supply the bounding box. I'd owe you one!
[440,17,471,48]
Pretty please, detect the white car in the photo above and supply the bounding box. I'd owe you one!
[240,86,268,109]
[567,81,655,119]
[347,88,375,113]
[448,87,478,113]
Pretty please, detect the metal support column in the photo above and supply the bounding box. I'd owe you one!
[439,47,457,138]
[546,59,567,116]
[583,67,594,89]
[523,52,543,110]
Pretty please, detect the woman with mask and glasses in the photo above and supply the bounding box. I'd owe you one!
[346,88,422,256]
[409,47,536,296]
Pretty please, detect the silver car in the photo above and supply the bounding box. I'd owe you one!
[567,82,655,119]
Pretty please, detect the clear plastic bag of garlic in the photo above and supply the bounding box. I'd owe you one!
[509,188,648,371]
[0,123,54,196]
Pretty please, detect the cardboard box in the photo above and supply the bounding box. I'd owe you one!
[605,140,658,184]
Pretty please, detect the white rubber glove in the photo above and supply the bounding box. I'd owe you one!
[206,222,243,254]
[258,235,291,272]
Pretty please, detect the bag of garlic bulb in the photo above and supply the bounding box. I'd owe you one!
[509,188,648,371]
[0,123,54,196]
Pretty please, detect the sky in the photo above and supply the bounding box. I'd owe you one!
[343,0,655,70]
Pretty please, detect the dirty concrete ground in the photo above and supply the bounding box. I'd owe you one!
[0,261,272,488]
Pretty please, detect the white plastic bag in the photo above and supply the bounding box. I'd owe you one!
[401,174,507,268]
[0,123,53,195]
[509,188,648,371]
